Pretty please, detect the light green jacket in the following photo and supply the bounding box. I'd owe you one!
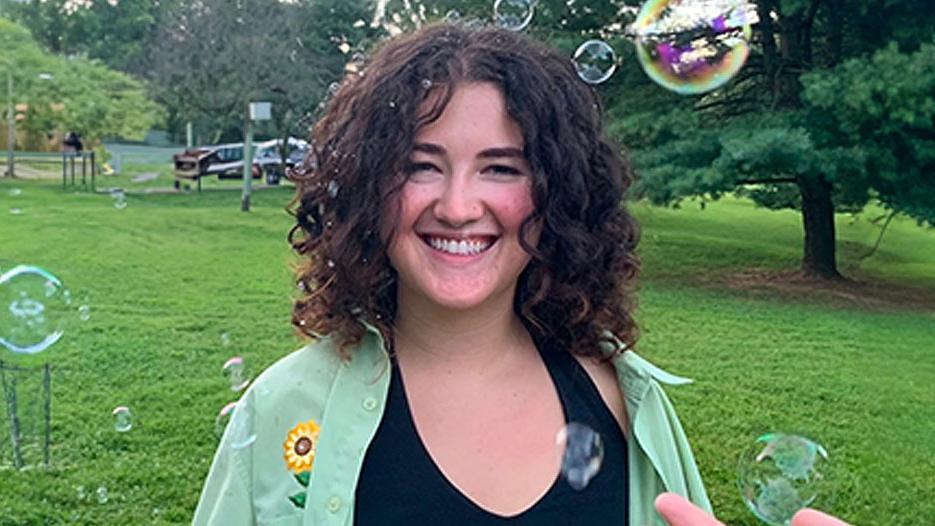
[193,324,711,525]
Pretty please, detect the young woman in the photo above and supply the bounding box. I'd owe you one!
[194,23,849,526]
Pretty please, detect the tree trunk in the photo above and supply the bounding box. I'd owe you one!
[798,175,842,279]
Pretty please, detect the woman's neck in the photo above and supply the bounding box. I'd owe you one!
[393,288,535,378]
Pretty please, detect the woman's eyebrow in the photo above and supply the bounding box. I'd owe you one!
[478,147,524,159]
[412,143,445,155]
[411,143,525,159]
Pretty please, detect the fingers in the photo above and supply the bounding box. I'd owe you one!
[654,493,726,526]
[791,509,853,526]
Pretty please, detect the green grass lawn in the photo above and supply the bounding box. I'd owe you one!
[1,178,933,525]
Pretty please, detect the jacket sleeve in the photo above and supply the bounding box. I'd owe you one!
[615,350,712,525]
[192,402,256,526]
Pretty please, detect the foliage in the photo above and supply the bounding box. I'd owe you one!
[144,0,375,145]
[0,0,167,73]
[1,178,934,524]
[802,41,935,226]
[0,17,161,146]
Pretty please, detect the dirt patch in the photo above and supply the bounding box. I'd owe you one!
[716,268,935,313]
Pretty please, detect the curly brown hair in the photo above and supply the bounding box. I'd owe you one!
[288,22,640,361]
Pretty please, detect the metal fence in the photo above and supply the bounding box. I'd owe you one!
[103,143,181,174]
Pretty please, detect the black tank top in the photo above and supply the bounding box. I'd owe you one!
[354,336,628,525]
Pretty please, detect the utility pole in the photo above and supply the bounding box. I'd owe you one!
[241,106,254,212]
[5,68,13,178]
[241,102,271,212]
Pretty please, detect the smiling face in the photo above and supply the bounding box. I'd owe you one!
[385,82,539,313]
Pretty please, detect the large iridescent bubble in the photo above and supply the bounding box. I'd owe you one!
[738,433,831,526]
[632,0,758,95]
[0,265,73,363]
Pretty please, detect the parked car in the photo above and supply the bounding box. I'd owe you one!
[172,137,308,188]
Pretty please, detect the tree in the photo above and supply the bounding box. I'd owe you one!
[0,16,161,148]
[0,0,168,74]
[144,0,375,147]
[612,0,935,279]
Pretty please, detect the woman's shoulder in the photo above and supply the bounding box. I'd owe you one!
[255,337,343,384]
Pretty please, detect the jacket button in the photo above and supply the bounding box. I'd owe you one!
[362,397,378,411]
[326,496,342,513]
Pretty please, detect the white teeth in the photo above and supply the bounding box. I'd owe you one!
[425,236,493,256]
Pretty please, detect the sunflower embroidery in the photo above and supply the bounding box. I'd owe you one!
[283,419,321,509]
[284,419,321,474]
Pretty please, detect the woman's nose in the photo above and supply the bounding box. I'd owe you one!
[432,172,483,227]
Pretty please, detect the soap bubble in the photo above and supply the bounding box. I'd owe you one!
[631,0,758,95]
[556,422,604,490]
[738,433,831,526]
[215,402,236,438]
[222,356,250,392]
[110,189,127,210]
[9,208,22,215]
[8,188,21,196]
[220,332,230,347]
[96,486,108,504]
[78,304,91,322]
[493,0,535,31]
[0,265,73,363]
[444,10,461,23]
[573,40,618,85]
[112,406,132,432]
[215,401,256,449]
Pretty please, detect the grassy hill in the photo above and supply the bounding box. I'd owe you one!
[1,179,933,525]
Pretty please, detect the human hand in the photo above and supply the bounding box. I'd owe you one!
[654,493,852,526]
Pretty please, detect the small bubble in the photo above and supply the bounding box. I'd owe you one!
[222,356,250,392]
[75,485,86,501]
[327,180,340,198]
[494,0,535,31]
[556,422,604,490]
[112,406,132,432]
[326,259,336,268]
[421,79,433,89]
[329,82,341,95]
[8,188,21,196]
[464,18,484,30]
[220,332,231,347]
[573,40,618,85]
[444,10,461,23]
[96,486,108,504]
[78,304,91,322]
[112,191,127,210]
[215,402,237,438]
[9,208,22,215]
[215,401,257,449]
[388,100,397,108]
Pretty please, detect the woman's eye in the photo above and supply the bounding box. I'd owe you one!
[487,164,523,176]
[405,162,439,174]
